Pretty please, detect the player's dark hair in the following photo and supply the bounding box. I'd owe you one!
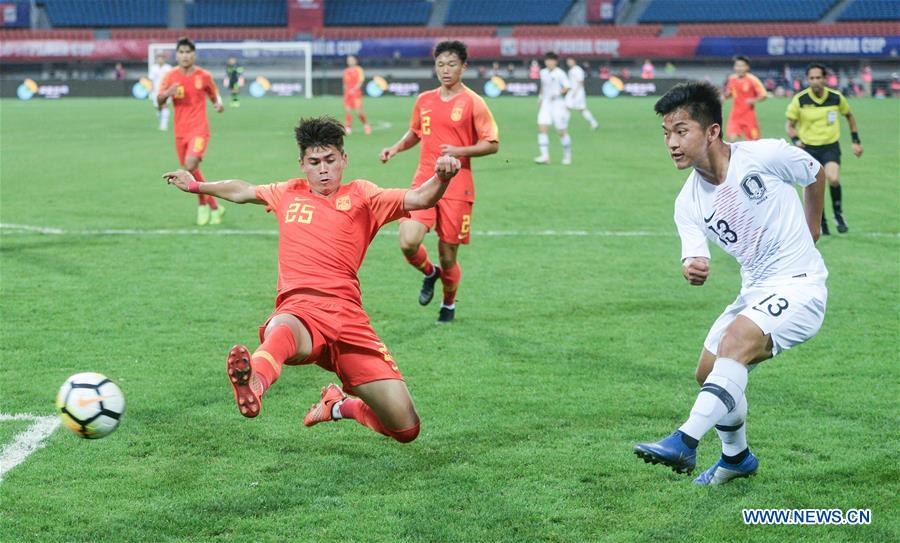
[434,40,467,63]
[806,63,827,76]
[545,51,559,61]
[294,116,345,157]
[654,81,723,131]
[733,55,750,66]
[175,37,195,51]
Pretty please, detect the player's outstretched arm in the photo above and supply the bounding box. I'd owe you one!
[439,139,499,158]
[163,170,262,204]
[803,166,826,242]
[380,130,420,163]
[403,156,461,211]
[682,257,710,286]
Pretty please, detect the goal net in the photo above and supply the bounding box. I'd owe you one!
[148,41,313,99]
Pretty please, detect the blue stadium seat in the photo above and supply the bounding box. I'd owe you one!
[446,0,574,25]
[838,0,900,21]
[186,0,286,27]
[43,0,168,27]
[324,0,432,26]
[639,0,838,23]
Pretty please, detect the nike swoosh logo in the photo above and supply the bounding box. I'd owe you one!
[77,396,110,408]
[421,109,431,115]
[703,210,716,223]
[293,197,311,201]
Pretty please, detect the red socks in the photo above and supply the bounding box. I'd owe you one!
[251,325,296,393]
[440,263,461,306]
[359,112,368,124]
[339,398,420,443]
[404,245,436,276]
[344,113,352,128]
[191,168,218,209]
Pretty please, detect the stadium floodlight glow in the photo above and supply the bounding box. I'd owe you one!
[148,41,313,99]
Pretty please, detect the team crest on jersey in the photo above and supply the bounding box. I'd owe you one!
[451,103,464,122]
[740,174,767,203]
[335,195,352,211]
[194,76,203,89]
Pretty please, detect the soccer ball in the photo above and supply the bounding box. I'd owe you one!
[56,372,125,439]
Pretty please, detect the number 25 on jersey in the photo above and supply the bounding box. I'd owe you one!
[285,203,314,224]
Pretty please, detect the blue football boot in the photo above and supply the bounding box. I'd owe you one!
[693,450,759,485]
[634,430,697,474]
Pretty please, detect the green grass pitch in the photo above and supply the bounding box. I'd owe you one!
[1,93,897,542]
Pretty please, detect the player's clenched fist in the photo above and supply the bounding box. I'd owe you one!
[379,147,396,163]
[163,169,196,192]
[435,155,461,182]
[682,257,710,286]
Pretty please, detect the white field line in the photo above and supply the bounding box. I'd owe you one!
[0,414,61,482]
[2,223,898,238]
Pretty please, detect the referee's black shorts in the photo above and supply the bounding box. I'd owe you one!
[802,141,841,166]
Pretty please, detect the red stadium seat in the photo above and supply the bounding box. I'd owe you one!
[511,24,661,37]
[313,26,496,39]
[676,21,900,36]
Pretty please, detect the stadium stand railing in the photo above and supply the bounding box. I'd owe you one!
[43,0,168,27]
[324,0,432,26]
[446,0,574,25]
[0,28,94,40]
[109,27,295,41]
[675,21,900,36]
[185,0,286,27]
[639,0,839,23]
[838,0,900,21]
[510,24,661,37]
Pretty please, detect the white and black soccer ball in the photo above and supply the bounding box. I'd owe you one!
[56,372,125,439]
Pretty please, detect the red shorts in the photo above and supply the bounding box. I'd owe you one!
[726,116,760,140]
[343,94,362,110]
[402,199,473,245]
[258,293,403,394]
[175,133,209,164]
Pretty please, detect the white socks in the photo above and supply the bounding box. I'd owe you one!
[581,110,597,127]
[679,357,748,442]
[560,134,571,154]
[715,395,748,456]
[158,107,170,130]
[537,133,549,158]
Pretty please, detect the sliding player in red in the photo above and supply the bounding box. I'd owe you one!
[380,40,499,323]
[164,116,461,443]
[158,37,225,225]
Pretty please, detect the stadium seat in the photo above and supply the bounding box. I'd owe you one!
[186,0,286,27]
[324,0,432,26]
[446,0,575,25]
[838,0,900,21]
[0,28,94,40]
[314,26,497,39]
[639,0,838,23]
[675,21,900,36]
[110,27,294,41]
[43,0,168,27]
[511,24,661,37]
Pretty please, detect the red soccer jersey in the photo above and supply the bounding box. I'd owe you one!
[343,66,364,98]
[255,179,409,305]
[160,67,218,138]
[408,85,499,202]
[725,74,766,119]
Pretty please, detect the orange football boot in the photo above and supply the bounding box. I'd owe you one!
[303,383,347,427]
[226,345,263,418]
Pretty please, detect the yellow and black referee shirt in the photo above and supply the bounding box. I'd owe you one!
[786,87,851,146]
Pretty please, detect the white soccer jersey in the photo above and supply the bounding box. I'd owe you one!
[565,65,586,109]
[539,67,570,103]
[149,62,172,96]
[567,65,585,90]
[674,139,827,288]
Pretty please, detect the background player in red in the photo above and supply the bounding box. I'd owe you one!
[163,116,461,443]
[723,55,767,142]
[158,37,225,226]
[342,55,370,135]
[379,41,500,323]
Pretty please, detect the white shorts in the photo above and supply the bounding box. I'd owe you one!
[565,88,586,110]
[538,99,570,130]
[704,282,827,357]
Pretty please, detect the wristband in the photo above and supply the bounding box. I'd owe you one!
[188,181,202,193]
[791,136,801,146]
[851,132,860,144]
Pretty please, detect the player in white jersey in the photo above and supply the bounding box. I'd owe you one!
[149,52,172,131]
[564,57,598,130]
[535,52,572,165]
[633,82,827,485]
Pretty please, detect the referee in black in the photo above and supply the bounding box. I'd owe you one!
[786,63,863,234]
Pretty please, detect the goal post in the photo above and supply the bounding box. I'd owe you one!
[148,41,313,99]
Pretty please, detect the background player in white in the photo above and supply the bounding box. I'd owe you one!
[565,57,598,130]
[634,82,828,485]
[149,52,172,131]
[535,52,571,165]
